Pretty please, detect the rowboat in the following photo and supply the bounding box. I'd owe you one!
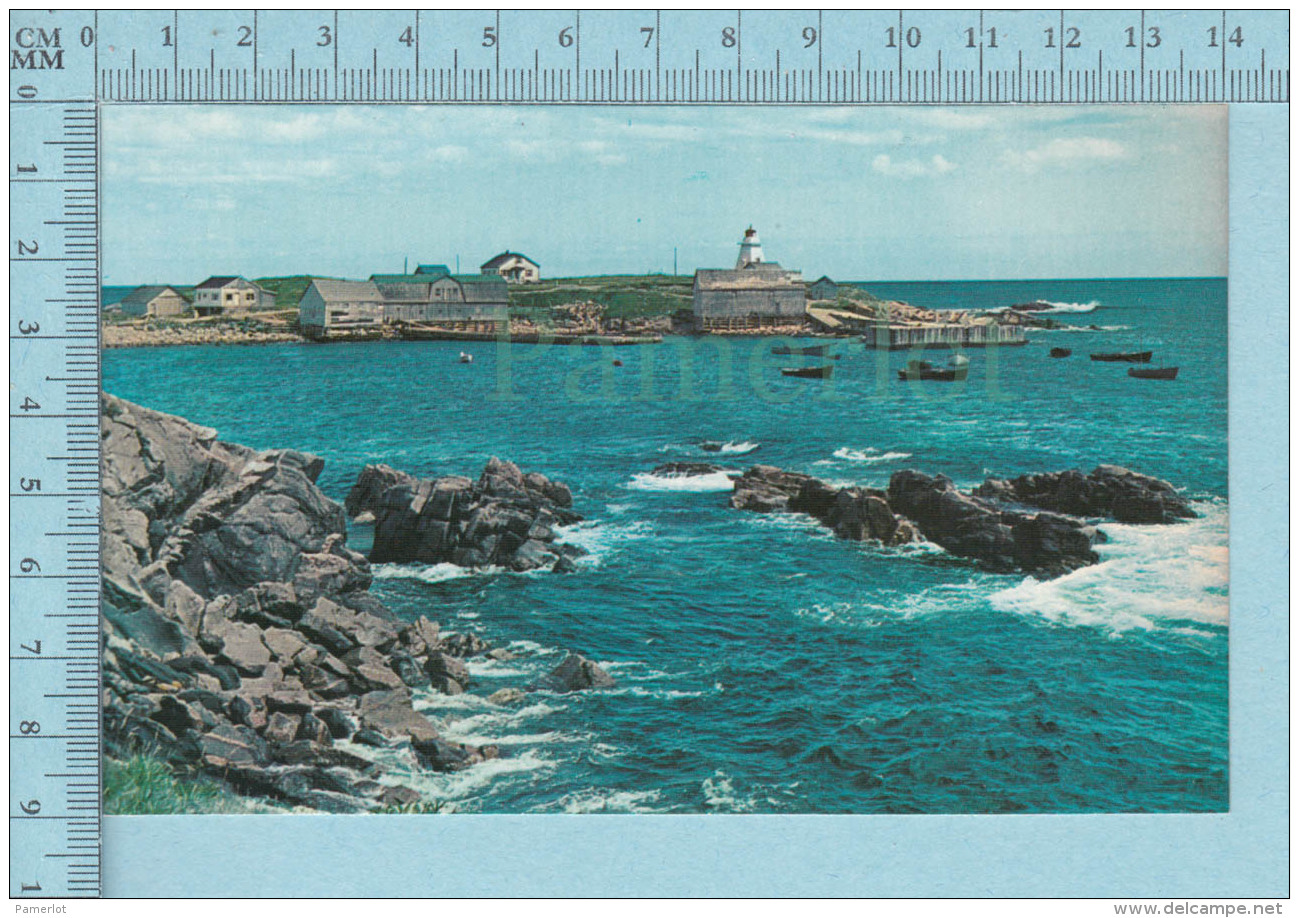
[1090,351,1152,363]
[773,344,830,356]
[1049,347,1072,358]
[898,355,969,382]
[781,365,834,379]
[1128,366,1179,380]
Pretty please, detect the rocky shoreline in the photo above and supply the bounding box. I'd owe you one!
[102,394,614,813]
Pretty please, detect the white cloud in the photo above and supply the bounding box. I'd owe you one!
[871,153,956,178]
[1002,137,1126,172]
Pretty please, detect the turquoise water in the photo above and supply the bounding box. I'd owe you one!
[103,278,1228,814]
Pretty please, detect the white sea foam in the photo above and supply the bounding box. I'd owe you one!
[712,440,761,455]
[833,446,913,464]
[552,788,666,814]
[989,501,1228,634]
[555,518,654,565]
[702,770,756,812]
[626,470,739,492]
[993,299,1100,315]
[371,562,505,584]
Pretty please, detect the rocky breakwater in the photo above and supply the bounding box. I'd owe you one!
[346,459,587,573]
[101,394,611,813]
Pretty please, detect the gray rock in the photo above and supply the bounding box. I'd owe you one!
[357,690,439,744]
[538,653,617,693]
[199,724,271,767]
[973,465,1196,524]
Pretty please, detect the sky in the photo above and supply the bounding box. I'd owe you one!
[103,104,1227,284]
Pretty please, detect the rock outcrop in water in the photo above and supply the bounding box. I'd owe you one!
[972,465,1196,524]
[729,465,1107,577]
[731,466,922,546]
[346,460,585,573]
[101,394,607,814]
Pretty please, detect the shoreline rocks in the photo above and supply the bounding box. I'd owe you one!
[730,465,1126,578]
[347,458,585,573]
[101,394,607,814]
[973,465,1196,524]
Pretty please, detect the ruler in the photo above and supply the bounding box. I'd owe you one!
[4,6,1289,900]
[9,34,103,897]
[78,9,1288,105]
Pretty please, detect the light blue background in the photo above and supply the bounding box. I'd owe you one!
[101,104,1288,897]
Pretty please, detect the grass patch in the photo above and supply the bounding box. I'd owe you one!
[254,275,314,310]
[508,274,693,318]
[104,755,255,815]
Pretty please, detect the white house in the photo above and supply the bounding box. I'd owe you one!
[480,251,540,284]
[193,276,276,316]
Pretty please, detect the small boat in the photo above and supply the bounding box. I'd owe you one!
[781,365,834,379]
[898,354,969,382]
[1128,366,1179,380]
[1090,351,1152,363]
[1049,347,1072,358]
[612,359,624,367]
[773,344,830,356]
[458,352,474,364]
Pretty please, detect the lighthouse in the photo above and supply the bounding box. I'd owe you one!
[736,226,765,268]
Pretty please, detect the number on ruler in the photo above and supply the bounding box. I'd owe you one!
[317,25,331,47]
[19,639,42,654]
[19,799,41,815]
[802,27,817,48]
[399,26,413,47]
[17,320,39,334]
[161,25,173,46]
[80,26,94,47]
[237,25,252,48]
[640,26,654,48]
[20,883,41,894]
[966,27,998,48]
[19,557,41,573]
[16,240,38,256]
[886,27,921,49]
[1126,26,1161,48]
[1208,26,1243,48]
[721,27,736,48]
[558,26,574,48]
[482,25,497,47]
[19,720,40,734]
[19,478,41,491]
[1045,26,1082,49]
[18,397,40,412]
[16,163,37,173]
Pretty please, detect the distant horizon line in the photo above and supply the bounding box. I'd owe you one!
[102,274,1229,287]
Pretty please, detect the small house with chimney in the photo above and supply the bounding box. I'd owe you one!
[480,251,540,284]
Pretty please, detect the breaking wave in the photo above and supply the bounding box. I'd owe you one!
[989,501,1228,634]
[832,446,913,464]
[372,562,495,583]
[627,470,739,492]
[709,440,761,455]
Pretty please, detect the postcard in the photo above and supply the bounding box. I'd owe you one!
[7,12,1289,896]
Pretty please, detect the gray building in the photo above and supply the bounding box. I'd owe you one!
[119,285,188,318]
[808,276,839,301]
[297,279,385,337]
[370,272,509,325]
[691,227,807,330]
[193,276,276,315]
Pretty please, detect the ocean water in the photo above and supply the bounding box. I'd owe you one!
[103,277,1228,814]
